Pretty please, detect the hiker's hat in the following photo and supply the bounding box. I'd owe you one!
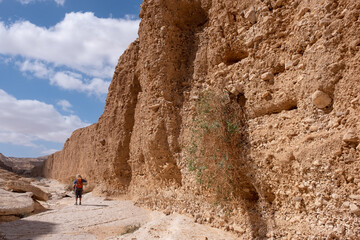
[76,174,82,178]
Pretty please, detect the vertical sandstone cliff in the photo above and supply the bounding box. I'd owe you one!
[44,0,360,238]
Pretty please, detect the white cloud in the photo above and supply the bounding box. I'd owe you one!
[54,0,65,5]
[18,59,52,78]
[83,78,110,95]
[17,59,110,96]
[41,148,60,155]
[0,132,37,147]
[0,89,89,147]
[17,0,33,4]
[50,71,110,96]
[17,0,65,6]
[57,99,73,112]
[0,12,140,78]
[51,71,83,90]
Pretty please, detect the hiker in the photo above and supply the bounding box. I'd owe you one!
[73,174,87,205]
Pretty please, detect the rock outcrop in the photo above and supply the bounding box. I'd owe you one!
[0,189,34,217]
[43,0,360,238]
[0,168,51,222]
[4,181,49,201]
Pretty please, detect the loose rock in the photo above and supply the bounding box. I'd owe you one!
[343,130,359,144]
[261,72,274,82]
[312,90,332,108]
[245,8,257,24]
[349,203,360,214]
[349,195,360,200]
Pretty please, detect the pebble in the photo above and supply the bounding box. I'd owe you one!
[349,203,360,214]
[285,60,293,70]
[293,196,303,202]
[342,130,359,144]
[315,198,323,207]
[349,195,360,200]
[309,125,318,132]
[312,160,321,166]
[320,18,331,27]
[331,193,339,199]
[261,72,274,82]
[245,8,257,24]
[350,39,360,49]
[328,62,345,74]
[303,117,315,124]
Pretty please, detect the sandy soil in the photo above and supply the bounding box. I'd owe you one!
[0,181,237,240]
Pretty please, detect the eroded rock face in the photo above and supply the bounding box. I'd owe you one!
[44,0,360,238]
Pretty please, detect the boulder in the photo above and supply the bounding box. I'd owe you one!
[5,181,49,201]
[0,189,34,216]
[312,90,332,108]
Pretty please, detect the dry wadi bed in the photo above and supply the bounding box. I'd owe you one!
[0,169,236,240]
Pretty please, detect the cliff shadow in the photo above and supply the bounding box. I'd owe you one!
[228,92,270,239]
[115,73,142,189]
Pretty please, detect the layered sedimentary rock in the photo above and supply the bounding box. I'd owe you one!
[0,168,50,222]
[0,189,34,217]
[44,0,360,238]
[0,153,46,177]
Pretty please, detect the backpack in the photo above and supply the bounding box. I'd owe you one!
[75,178,83,189]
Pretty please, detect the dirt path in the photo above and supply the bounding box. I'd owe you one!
[0,191,237,240]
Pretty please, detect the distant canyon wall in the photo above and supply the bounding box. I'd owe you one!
[0,153,46,177]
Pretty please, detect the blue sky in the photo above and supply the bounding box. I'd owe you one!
[0,0,142,157]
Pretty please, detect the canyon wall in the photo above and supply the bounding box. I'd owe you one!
[44,0,360,238]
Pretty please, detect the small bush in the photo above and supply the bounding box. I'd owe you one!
[121,224,140,235]
[185,89,246,201]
